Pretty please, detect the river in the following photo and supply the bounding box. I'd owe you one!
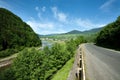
[41,40,53,48]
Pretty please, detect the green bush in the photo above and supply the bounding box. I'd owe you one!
[0,49,18,57]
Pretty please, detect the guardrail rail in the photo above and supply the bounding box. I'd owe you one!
[67,44,85,80]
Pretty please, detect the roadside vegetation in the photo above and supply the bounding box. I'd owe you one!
[0,36,87,80]
[51,58,74,80]
[96,16,120,50]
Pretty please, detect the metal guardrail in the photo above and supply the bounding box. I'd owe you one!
[76,45,86,80]
[67,44,85,80]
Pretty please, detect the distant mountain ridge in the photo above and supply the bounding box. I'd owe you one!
[66,27,103,34]
[39,27,103,37]
[66,30,82,34]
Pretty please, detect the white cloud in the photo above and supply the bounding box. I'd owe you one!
[27,20,54,29]
[27,17,106,34]
[75,18,105,30]
[51,6,57,18]
[42,6,46,12]
[35,6,43,20]
[39,29,66,35]
[38,12,42,19]
[35,6,46,20]
[28,6,106,34]
[26,19,66,34]
[51,6,67,23]
[100,0,115,11]
[58,13,67,22]
[35,6,39,11]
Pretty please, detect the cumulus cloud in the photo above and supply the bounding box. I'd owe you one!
[28,6,106,34]
[27,17,105,34]
[27,18,66,34]
[35,6,43,19]
[35,6,46,19]
[51,6,67,23]
[58,13,67,22]
[27,20,54,30]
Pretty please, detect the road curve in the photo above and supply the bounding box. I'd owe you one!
[83,43,120,80]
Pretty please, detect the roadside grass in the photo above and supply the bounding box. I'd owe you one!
[51,57,74,80]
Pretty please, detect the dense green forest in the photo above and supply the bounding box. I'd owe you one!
[96,16,120,50]
[0,36,87,80]
[0,8,41,57]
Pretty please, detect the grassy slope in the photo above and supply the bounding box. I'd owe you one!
[51,58,74,80]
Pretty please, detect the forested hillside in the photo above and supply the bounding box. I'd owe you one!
[66,27,103,34]
[0,8,41,57]
[96,16,120,50]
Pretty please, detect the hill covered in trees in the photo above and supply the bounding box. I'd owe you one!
[0,8,41,57]
[66,27,103,34]
[96,16,120,50]
[66,30,82,34]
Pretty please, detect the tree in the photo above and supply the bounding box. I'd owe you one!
[96,16,120,50]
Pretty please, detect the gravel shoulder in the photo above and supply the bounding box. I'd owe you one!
[0,53,17,68]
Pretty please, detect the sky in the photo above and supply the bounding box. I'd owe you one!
[0,0,120,35]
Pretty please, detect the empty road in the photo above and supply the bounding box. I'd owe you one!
[83,44,120,80]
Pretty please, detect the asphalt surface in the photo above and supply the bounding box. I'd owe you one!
[83,43,120,80]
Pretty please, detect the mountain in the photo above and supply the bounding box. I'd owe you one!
[66,27,103,34]
[66,30,82,34]
[38,27,103,37]
[0,8,41,57]
[83,27,103,34]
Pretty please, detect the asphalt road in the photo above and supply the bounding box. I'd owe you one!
[83,43,120,80]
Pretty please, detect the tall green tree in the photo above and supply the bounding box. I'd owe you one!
[96,16,120,50]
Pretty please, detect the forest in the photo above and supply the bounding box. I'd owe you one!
[0,8,41,57]
[96,16,120,50]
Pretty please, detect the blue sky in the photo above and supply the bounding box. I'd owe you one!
[0,0,120,34]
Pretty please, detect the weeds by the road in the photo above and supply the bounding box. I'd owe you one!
[51,58,74,80]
